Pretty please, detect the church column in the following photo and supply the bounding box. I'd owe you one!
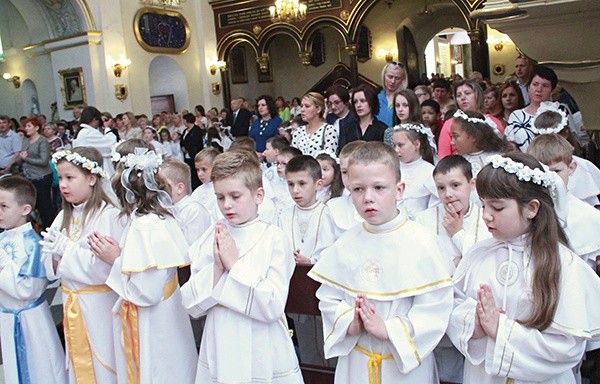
[467,27,490,78]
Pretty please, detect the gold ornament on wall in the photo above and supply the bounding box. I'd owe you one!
[340,10,349,21]
[115,84,128,101]
[252,25,262,36]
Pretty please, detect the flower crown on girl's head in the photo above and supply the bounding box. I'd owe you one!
[110,140,127,164]
[120,147,172,208]
[52,150,109,179]
[314,149,340,164]
[531,101,568,135]
[453,109,501,137]
[487,154,556,189]
[393,123,438,152]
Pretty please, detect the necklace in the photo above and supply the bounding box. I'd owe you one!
[258,120,269,136]
[291,203,325,250]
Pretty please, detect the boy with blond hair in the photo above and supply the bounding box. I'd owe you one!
[0,176,67,384]
[160,158,212,245]
[181,150,303,384]
[309,142,452,383]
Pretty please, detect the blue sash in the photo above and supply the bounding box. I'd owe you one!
[0,295,47,384]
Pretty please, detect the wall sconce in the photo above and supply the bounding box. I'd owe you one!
[3,73,21,88]
[256,54,270,74]
[107,55,132,77]
[376,48,398,62]
[212,82,221,95]
[486,34,512,51]
[209,61,227,75]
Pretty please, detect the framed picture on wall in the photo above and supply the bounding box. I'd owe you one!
[230,46,248,84]
[452,45,463,64]
[133,7,191,54]
[59,67,87,110]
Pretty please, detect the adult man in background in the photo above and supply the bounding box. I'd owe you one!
[0,115,22,175]
[224,97,251,137]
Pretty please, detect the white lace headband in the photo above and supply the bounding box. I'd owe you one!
[52,150,108,179]
[392,123,438,153]
[120,147,172,208]
[487,154,556,189]
[314,149,340,164]
[453,109,501,137]
[110,140,127,164]
[531,101,568,135]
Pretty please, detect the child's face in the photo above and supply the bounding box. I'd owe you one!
[481,197,537,241]
[394,94,410,123]
[195,161,213,184]
[286,170,322,208]
[318,159,335,187]
[275,154,294,178]
[348,162,404,225]
[143,128,154,142]
[393,131,421,164]
[171,131,181,141]
[434,168,475,216]
[340,155,350,190]
[450,121,478,155]
[548,161,576,187]
[421,106,438,127]
[0,189,30,230]
[58,161,96,206]
[263,142,278,164]
[214,176,264,225]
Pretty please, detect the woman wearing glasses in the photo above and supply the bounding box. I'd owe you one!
[375,62,408,126]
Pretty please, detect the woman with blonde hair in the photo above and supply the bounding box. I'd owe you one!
[291,92,338,156]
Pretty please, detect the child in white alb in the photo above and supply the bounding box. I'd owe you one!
[278,155,339,264]
[310,142,453,383]
[181,150,304,384]
[391,123,439,219]
[43,148,127,384]
[0,176,67,384]
[90,148,197,383]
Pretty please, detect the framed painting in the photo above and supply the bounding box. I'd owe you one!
[134,7,191,54]
[230,46,248,84]
[59,67,87,109]
[452,45,463,64]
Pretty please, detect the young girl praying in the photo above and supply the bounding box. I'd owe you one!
[42,147,128,384]
[447,152,600,383]
[392,123,439,219]
[315,151,344,203]
[89,147,197,383]
[450,110,511,176]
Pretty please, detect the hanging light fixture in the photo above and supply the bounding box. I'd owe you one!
[269,0,307,23]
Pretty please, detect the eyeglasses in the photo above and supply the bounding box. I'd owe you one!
[415,93,428,97]
[273,161,288,168]
[326,99,344,107]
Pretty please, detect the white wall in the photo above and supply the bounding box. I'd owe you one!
[149,56,189,112]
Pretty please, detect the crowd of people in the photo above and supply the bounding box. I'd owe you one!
[0,55,599,384]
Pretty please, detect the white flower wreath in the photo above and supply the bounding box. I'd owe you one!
[453,109,501,137]
[487,154,556,188]
[392,123,438,152]
[530,101,568,135]
[52,150,108,179]
[314,149,340,164]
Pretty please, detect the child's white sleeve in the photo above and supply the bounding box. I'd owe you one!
[384,285,453,374]
[309,209,339,264]
[315,284,360,359]
[0,262,47,302]
[180,246,222,318]
[483,314,585,380]
[446,284,487,365]
[212,231,294,323]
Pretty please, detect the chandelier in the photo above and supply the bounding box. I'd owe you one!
[139,0,185,7]
[269,0,307,23]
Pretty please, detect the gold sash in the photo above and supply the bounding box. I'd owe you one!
[355,344,393,384]
[62,284,114,384]
[121,274,178,384]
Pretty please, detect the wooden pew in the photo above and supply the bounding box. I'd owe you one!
[285,263,335,384]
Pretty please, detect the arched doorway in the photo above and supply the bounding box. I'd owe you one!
[148,56,189,115]
[424,27,471,79]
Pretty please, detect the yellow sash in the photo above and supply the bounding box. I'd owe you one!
[62,284,114,384]
[355,344,393,384]
[121,274,178,384]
